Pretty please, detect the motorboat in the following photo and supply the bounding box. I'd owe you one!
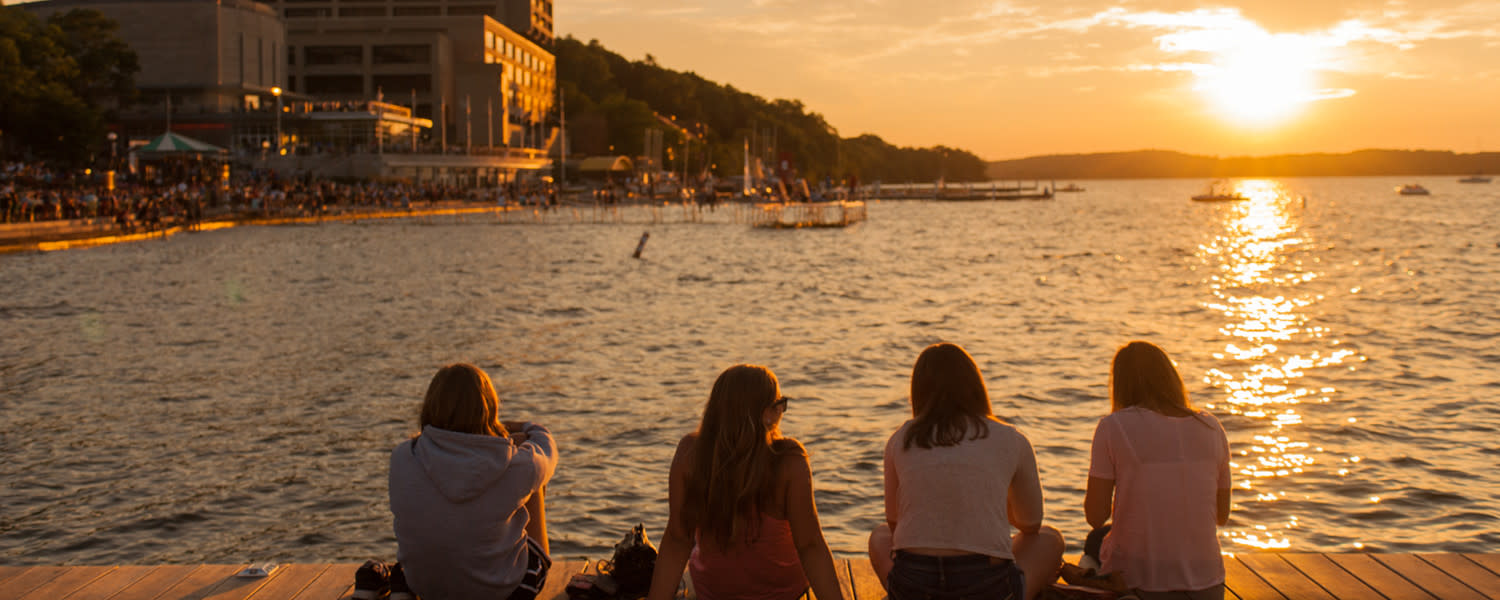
[1191,180,1247,202]
[1458,175,1491,183]
[1397,184,1430,195]
[1056,183,1086,193]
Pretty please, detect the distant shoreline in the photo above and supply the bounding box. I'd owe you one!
[987,149,1500,180]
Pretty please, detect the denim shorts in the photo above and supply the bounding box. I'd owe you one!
[888,551,1025,600]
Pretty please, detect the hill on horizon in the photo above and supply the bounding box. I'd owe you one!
[987,149,1500,180]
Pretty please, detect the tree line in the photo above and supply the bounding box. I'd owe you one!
[555,36,989,183]
[987,149,1500,179]
[0,7,139,165]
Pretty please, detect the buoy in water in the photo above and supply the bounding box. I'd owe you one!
[632,231,650,259]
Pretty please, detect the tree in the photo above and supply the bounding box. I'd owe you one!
[0,7,137,165]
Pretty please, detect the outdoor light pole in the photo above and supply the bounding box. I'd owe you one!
[271,86,283,154]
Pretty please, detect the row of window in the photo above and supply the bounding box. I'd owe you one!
[284,5,494,18]
[483,30,550,75]
[292,44,433,66]
[300,74,433,95]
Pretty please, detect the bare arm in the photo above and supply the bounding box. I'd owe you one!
[1085,476,1114,529]
[1216,487,1231,526]
[884,437,900,537]
[784,452,845,600]
[646,434,696,600]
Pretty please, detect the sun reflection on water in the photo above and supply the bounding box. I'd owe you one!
[1193,180,1361,552]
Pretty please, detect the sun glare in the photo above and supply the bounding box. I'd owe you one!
[1196,42,1318,125]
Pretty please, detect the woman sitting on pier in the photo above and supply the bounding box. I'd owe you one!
[646,364,845,600]
[385,363,559,600]
[868,342,1063,600]
[1082,341,1231,600]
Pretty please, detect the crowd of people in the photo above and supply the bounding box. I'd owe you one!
[358,339,1231,600]
[0,160,563,231]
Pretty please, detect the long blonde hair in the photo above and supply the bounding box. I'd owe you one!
[1110,341,1195,417]
[419,363,506,437]
[682,365,804,550]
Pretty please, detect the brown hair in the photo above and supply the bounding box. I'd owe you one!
[419,363,505,437]
[1110,341,1195,417]
[904,342,999,450]
[682,364,805,551]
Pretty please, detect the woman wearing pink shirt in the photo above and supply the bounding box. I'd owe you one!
[1085,341,1231,600]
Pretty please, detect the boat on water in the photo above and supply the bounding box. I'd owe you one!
[1056,183,1086,193]
[1458,175,1492,184]
[1397,184,1431,196]
[1191,180,1247,202]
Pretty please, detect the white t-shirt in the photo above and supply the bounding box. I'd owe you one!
[884,417,1043,559]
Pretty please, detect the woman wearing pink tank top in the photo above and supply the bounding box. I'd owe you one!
[1084,341,1232,600]
[646,365,845,600]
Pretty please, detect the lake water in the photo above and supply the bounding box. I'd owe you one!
[3,177,1498,566]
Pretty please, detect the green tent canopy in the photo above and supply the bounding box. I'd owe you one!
[135,131,227,155]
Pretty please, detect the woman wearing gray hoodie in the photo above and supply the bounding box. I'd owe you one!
[388,363,559,600]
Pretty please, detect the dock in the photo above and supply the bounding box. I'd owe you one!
[3,554,1496,599]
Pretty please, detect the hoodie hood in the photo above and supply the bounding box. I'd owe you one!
[410,425,517,503]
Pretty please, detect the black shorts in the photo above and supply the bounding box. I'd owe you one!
[507,536,552,600]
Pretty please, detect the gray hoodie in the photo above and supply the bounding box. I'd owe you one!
[389,423,558,599]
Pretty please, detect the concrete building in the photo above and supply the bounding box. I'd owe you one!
[20,0,288,153]
[264,0,556,154]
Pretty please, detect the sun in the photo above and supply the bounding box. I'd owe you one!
[1194,40,1319,126]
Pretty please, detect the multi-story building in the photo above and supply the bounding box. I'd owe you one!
[20,0,287,153]
[265,0,555,153]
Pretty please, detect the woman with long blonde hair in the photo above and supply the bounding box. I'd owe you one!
[1084,341,1231,600]
[869,342,1064,600]
[647,365,844,600]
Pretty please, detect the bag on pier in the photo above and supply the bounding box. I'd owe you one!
[603,523,657,598]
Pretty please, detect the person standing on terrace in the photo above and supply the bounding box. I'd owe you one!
[647,364,845,600]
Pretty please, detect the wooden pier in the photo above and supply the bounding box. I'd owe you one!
[4,554,1496,599]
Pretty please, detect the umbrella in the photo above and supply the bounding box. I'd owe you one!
[135,131,228,155]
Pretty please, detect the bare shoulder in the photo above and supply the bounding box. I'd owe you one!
[774,437,813,480]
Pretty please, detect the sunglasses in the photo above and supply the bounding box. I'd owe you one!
[771,396,790,411]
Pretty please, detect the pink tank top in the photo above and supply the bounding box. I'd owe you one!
[688,513,807,600]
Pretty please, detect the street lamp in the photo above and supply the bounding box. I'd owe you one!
[271,86,283,154]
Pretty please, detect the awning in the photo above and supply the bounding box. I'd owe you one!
[135,131,228,154]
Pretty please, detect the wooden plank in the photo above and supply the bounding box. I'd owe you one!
[0,567,32,587]
[150,565,247,600]
[16,566,113,600]
[1464,554,1500,576]
[0,566,69,600]
[845,559,884,600]
[242,564,328,599]
[1279,554,1383,600]
[1376,554,1488,600]
[288,564,357,600]
[62,565,158,600]
[1237,554,1335,600]
[1223,556,1287,600]
[108,565,201,600]
[1416,554,1500,600]
[538,560,589,600]
[1324,554,1435,600]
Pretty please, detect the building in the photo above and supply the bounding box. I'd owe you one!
[20,0,288,154]
[264,0,556,154]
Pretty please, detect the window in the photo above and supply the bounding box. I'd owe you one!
[372,74,431,93]
[285,7,332,17]
[288,46,296,65]
[393,6,440,15]
[304,75,364,95]
[373,44,430,65]
[485,31,495,50]
[304,46,363,66]
[340,7,386,17]
[448,5,494,16]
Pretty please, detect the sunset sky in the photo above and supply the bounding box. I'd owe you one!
[559,1,1500,160]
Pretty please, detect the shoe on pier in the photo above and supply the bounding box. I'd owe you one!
[389,562,416,600]
[353,559,391,600]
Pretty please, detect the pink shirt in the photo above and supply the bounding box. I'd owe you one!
[689,513,807,600]
[1090,407,1230,592]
